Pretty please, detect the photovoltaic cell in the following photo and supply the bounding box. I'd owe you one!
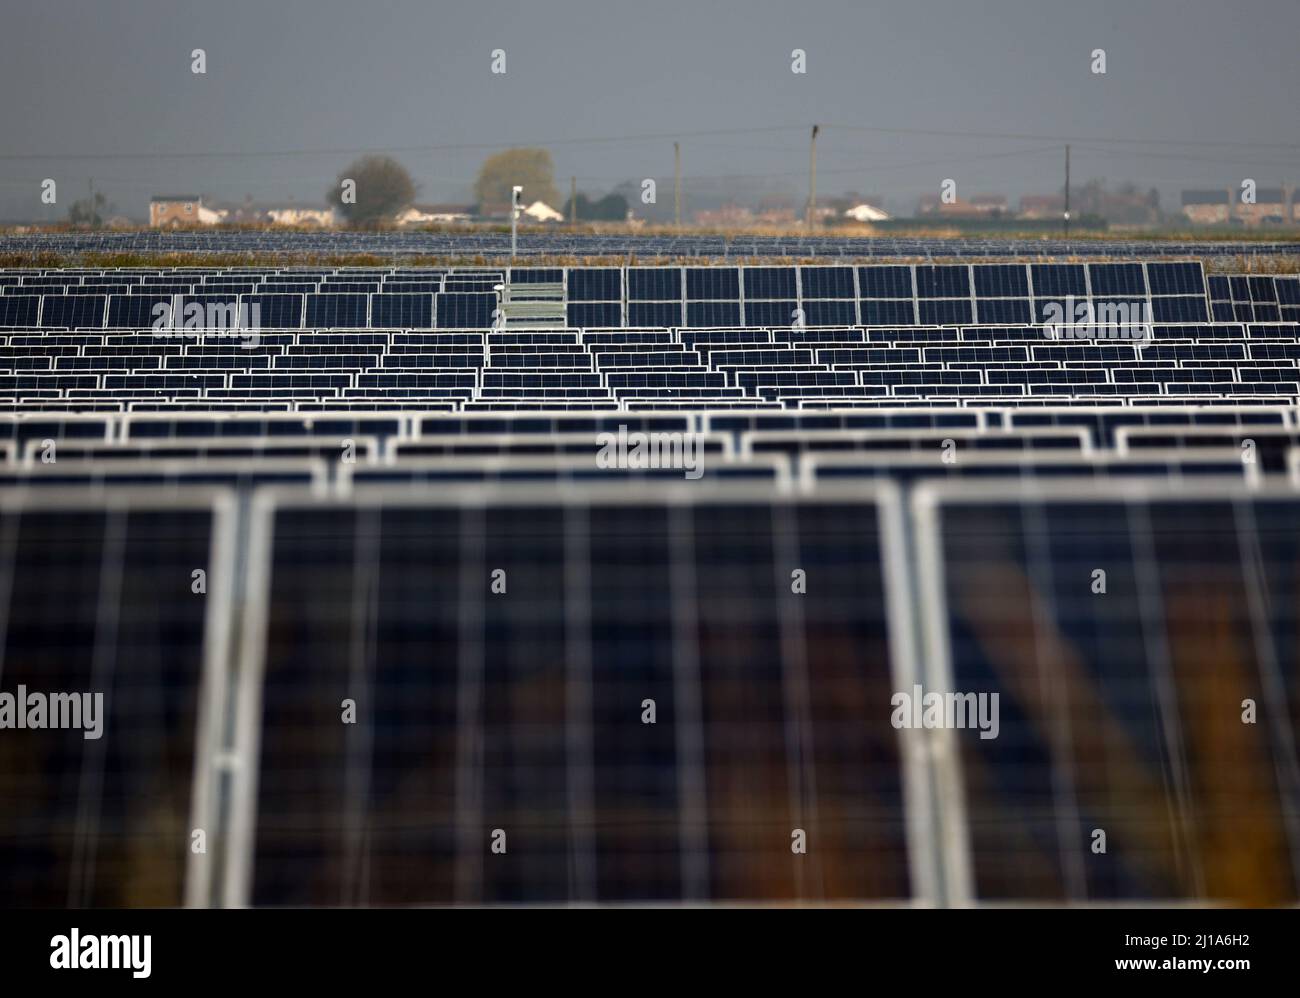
[685,268,740,300]
[744,268,797,300]
[1088,263,1146,296]
[857,266,914,299]
[972,265,1029,298]
[1145,262,1206,296]
[915,266,971,299]
[801,267,856,299]
[627,269,682,301]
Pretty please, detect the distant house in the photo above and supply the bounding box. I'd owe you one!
[397,203,475,226]
[150,195,225,227]
[1018,194,1066,220]
[523,200,564,223]
[843,203,891,223]
[1236,187,1291,226]
[1181,189,1232,225]
[917,193,1007,218]
[263,203,335,227]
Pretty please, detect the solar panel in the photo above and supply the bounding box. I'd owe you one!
[915,479,1300,904]
[234,485,924,905]
[0,489,232,906]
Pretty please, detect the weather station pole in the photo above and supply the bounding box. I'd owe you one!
[511,185,523,259]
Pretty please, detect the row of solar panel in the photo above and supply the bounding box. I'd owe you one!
[0,261,1212,301]
[4,478,1299,905]
[9,423,1300,471]
[0,293,1217,329]
[0,403,1289,445]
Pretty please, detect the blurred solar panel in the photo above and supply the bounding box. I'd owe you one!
[239,486,920,905]
[917,480,1300,905]
[0,490,230,906]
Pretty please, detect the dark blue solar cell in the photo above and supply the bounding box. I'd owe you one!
[1088,263,1146,295]
[628,269,682,301]
[0,295,40,327]
[1206,276,1231,301]
[1275,278,1300,305]
[1248,276,1278,303]
[860,300,916,324]
[975,299,1032,324]
[628,302,682,326]
[803,300,856,326]
[568,269,622,302]
[509,269,563,283]
[857,266,914,298]
[39,295,106,328]
[107,294,174,329]
[567,303,622,327]
[1030,264,1087,297]
[436,293,498,328]
[686,301,742,326]
[685,268,740,299]
[371,294,434,328]
[743,300,799,326]
[918,300,973,325]
[1151,296,1209,322]
[800,267,855,299]
[242,294,305,328]
[305,294,368,328]
[743,268,797,299]
[972,265,1029,298]
[915,266,971,299]
[1145,262,1205,295]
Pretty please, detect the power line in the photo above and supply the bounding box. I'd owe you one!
[3,120,1298,164]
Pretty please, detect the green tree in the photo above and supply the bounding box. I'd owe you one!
[68,191,111,228]
[329,155,417,227]
[474,148,560,212]
[563,192,628,222]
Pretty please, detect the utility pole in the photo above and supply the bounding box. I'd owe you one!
[1063,144,1071,239]
[808,124,819,233]
[570,176,577,225]
[511,185,522,259]
[674,141,681,228]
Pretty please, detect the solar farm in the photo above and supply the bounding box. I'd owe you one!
[0,239,1297,916]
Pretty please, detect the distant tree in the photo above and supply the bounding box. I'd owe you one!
[329,155,417,227]
[68,191,111,228]
[474,149,560,212]
[563,192,629,222]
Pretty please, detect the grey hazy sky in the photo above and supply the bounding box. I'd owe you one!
[2,0,1298,219]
